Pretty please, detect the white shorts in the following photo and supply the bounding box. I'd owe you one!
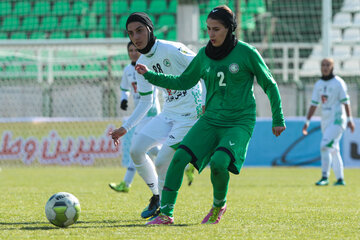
[321,124,344,151]
[139,112,198,147]
[134,116,153,135]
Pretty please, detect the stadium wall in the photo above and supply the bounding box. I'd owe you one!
[1,118,359,168]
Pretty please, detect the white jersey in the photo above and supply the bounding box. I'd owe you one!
[121,64,140,105]
[120,63,160,117]
[311,75,350,129]
[122,40,202,131]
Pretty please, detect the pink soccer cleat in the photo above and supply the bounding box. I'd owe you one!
[201,204,227,224]
[145,214,174,225]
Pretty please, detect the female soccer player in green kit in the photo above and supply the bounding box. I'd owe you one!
[136,5,286,225]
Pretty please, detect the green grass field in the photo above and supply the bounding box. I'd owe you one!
[0,167,359,240]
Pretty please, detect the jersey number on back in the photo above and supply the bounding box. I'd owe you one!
[218,72,226,87]
[152,64,163,73]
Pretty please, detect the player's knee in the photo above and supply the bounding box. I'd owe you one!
[210,159,228,173]
[210,151,230,174]
[172,148,192,166]
[320,143,335,153]
[130,146,144,164]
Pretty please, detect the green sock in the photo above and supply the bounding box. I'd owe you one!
[159,148,193,217]
[210,150,230,207]
[160,189,178,217]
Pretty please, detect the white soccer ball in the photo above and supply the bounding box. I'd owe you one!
[45,192,81,227]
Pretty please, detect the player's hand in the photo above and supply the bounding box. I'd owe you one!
[109,127,127,146]
[302,124,309,135]
[120,99,128,111]
[347,120,355,133]
[135,64,149,75]
[272,126,286,137]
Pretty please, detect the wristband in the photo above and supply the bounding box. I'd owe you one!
[305,120,310,126]
[348,116,353,123]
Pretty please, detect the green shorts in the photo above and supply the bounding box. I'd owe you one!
[179,117,255,175]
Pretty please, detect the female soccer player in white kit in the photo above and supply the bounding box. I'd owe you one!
[109,12,204,218]
[109,41,160,193]
[303,58,355,186]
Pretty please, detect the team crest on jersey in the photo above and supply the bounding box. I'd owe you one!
[163,58,171,67]
[229,63,239,74]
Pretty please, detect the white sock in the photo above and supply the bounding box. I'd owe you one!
[123,159,136,186]
[321,148,332,178]
[130,134,160,195]
[154,145,175,196]
[332,150,344,180]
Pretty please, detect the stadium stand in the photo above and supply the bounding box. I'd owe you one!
[332,12,352,28]
[112,1,129,16]
[0,0,358,101]
[148,0,168,15]
[300,0,360,77]
[342,28,360,43]
[354,13,360,27]
[341,0,360,13]
[129,0,147,13]
[52,1,71,16]
[330,29,342,43]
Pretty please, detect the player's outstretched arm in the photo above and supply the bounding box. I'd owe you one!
[136,55,201,91]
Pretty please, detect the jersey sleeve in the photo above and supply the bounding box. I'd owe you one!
[311,81,321,106]
[200,79,206,106]
[122,94,153,131]
[173,45,195,69]
[121,72,156,131]
[120,68,130,101]
[143,53,202,90]
[247,46,285,127]
[338,78,350,104]
[136,71,155,96]
[120,68,130,92]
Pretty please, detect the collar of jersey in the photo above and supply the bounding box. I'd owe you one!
[144,40,159,58]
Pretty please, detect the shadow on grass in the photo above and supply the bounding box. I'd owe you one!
[0,221,47,225]
[2,220,194,230]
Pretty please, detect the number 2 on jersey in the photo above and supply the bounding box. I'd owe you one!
[218,72,226,87]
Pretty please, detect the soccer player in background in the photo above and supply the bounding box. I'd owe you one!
[302,58,355,186]
[136,5,286,225]
[109,41,160,193]
[109,12,204,219]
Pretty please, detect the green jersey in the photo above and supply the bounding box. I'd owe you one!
[144,41,285,128]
